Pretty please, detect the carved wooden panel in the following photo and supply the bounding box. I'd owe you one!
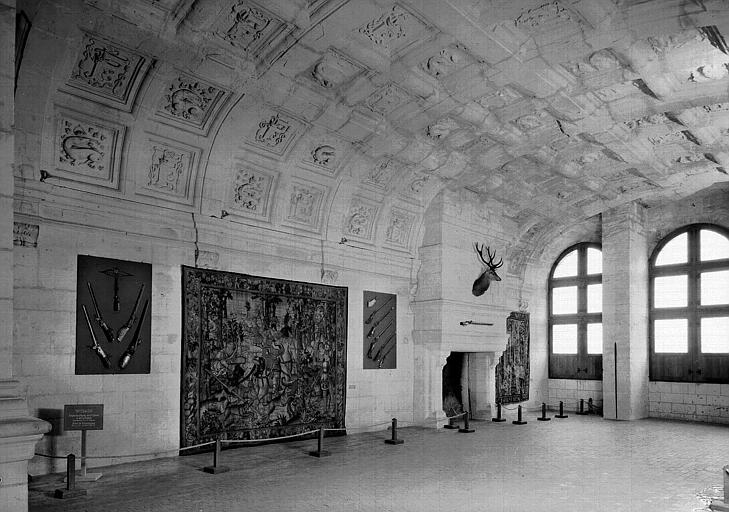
[155,72,230,135]
[65,31,153,112]
[136,135,200,205]
[495,312,530,405]
[52,108,125,190]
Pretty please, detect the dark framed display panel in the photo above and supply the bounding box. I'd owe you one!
[181,266,348,448]
[363,291,396,369]
[75,255,152,375]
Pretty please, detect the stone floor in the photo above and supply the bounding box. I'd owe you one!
[29,415,726,512]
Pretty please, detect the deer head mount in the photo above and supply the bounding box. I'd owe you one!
[472,243,503,296]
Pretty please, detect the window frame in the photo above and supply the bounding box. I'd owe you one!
[548,242,603,380]
[649,223,729,383]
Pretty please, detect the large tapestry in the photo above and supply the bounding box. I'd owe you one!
[181,266,348,448]
[495,312,530,404]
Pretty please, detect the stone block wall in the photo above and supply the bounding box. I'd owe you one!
[648,382,729,424]
[548,379,603,414]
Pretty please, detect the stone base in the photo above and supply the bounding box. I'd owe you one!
[710,500,729,511]
[54,487,87,499]
[203,465,230,474]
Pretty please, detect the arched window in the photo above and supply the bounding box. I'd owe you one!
[548,243,602,380]
[649,224,729,383]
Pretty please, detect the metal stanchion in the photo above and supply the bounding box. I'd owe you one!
[443,414,460,429]
[576,398,589,415]
[54,454,87,499]
[555,401,568,419]
[385,418,404,445]
[512,405,527,425]
[203,439,230,474]
[309,427,330,457]
[492,403,506,423]
[537,402,551,421]
[458,411,475,433]
[709,465,729,511]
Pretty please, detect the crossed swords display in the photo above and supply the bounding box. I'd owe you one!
[365,296,396,368]
[82,281,148,370]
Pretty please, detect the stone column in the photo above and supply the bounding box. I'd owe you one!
[1,2,51,510]
[602,202,649,420]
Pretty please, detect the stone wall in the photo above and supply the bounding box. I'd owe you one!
[648,382,729,424]
[548,379,603,414]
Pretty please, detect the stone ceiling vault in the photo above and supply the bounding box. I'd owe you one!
[15,0,729,257]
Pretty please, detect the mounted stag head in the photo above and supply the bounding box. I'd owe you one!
[472,243,503,296]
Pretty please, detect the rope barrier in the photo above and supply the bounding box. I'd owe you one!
[223,430,319,444]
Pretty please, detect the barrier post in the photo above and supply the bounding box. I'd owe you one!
[709,465,729,511]
[492,403,506,423]
[555,401,568,419]
[537,402,551,421]
[309,427,330,457]
[576,398,588,415]
[512,405,527,425]
[54,454,87,499]
[458,411,475,433]
[385,418,404,445]
[443,414,460,429]
[203,439,230,474]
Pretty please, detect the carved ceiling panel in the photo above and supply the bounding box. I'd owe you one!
[155,73,231,135]
[64,31,153,112]
[135,135,200,206]
[228,166,278,221]
[50,107,125,190]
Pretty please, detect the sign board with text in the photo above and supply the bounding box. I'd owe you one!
[63,404,104,431]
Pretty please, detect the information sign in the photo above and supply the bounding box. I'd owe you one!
[63,404,104,431]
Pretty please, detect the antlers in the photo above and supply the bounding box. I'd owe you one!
[474,243,503,270]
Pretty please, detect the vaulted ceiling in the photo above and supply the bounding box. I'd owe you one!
[17,0,729,254]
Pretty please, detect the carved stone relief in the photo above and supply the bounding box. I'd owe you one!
[197,250,220,269]
[358,5,409,48]
[66,32,152,111]
[423,46,468,78]
[310,49,363,89]
[343,198,378,240]
[363,158,399,189]
[215,1,281,54]
[13,222,39,248]
[426,118,459,140]
[156,73,229,134]
[248,110,304,157]
[53,109,124,189]
[385,208,415,248]
[476,87,521,109]
[515,1,575,30]
[364,83,410,116]
[137,137,199,204]
[284,181,326,230]
[230,167,277,218]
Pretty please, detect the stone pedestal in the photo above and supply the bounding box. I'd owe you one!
[0,381,52,512]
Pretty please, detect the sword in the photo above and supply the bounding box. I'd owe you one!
[367,333,394,360]
[118,299,149,369]
[365,296,394,325]
[117,284,145,344]
[367,316,393,339]
[373,335,396,362]
[87,282,117,344]
[81,305,111,369]
[377,343,396,368]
